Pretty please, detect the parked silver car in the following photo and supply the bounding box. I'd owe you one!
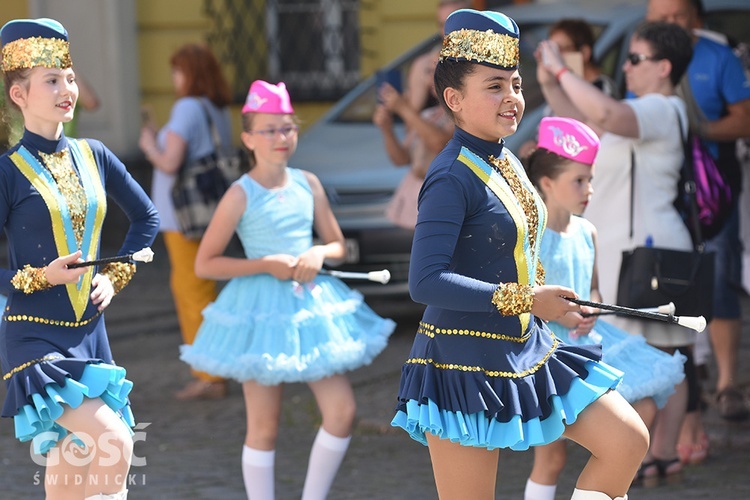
[297,0,750,295]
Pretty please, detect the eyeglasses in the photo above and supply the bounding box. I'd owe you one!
[251,125,299,138]
[627,53,659,66]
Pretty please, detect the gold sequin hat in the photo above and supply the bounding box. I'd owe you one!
[1,18,71,72]
[440,9,520,70]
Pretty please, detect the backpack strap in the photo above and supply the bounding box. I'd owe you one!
[671,101,704,249]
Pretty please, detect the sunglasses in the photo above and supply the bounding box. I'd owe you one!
[627,53,660,65]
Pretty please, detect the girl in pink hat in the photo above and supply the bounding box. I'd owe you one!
[179,80,395,499]
[522,117,686,499]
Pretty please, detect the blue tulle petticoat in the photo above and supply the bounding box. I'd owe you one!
[392,359,623,451]
[7,361,135,455]
[180,274,395,385]
[583,319,686,408]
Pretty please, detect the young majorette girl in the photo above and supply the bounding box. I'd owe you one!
[522,117,686,499]
[391,9,649,500]
[179,80,395,500]
[0,18,159,500]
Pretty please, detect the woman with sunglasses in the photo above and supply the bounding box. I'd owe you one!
[537,21,695,487]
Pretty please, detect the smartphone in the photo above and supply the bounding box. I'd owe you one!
[375,69,402,101]
[562,52,585,78]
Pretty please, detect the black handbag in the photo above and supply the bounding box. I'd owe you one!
[616,114,715,321]
[171,99,243,240]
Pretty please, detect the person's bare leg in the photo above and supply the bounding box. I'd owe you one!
[54,398,133,497]
[631,397,657,429]
[563,391,649,497]
[44,443,89,500]
[710,318,741,392]
[425,433,500,500]
[649,378,688,464]
[529,440,567,486]
[526,440,566,500]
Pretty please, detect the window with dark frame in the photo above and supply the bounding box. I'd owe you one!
[204,0,361,102]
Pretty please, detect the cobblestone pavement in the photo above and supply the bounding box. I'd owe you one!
[2,237,750,499]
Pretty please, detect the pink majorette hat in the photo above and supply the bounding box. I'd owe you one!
[242,80,294,114]
[537,117,599,166]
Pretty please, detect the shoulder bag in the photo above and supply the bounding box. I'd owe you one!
[171,99,243,240]
[616,106,715,321]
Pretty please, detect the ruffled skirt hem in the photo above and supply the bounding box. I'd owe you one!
[8,362,134,455]
[392,360,622,451]
[181,318,394,384]
[180,274,395,384]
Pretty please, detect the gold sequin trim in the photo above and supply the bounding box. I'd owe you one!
[490,155,540,259]
[405,338,559,378]
[536,263,546,287]
[2,310,101,328]
[492,282,534,316]
[39,149,87,248]
[417,321,528,343]
[2,354,65,381]
[100,262,136,295]
[440,29,519,68]
[10,265,52,294]
[1,36,72,72]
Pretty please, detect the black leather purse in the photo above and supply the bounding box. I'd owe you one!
[616,111,715,321]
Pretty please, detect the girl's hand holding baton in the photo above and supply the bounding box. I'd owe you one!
[67,247,155,268]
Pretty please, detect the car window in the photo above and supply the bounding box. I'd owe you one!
[704,9,750,45]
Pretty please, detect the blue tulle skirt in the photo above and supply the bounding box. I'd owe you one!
[180,274,395,385]
[553,319,686,408]
[10,361,134,455]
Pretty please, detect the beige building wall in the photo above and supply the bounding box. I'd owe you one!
[1,0,447,152]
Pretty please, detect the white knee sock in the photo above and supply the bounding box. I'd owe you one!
[242,446,275,500]
[301,428,351,500]
[525,479,557,500]
[570,488,628,500]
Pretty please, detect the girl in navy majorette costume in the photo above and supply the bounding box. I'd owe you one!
[0,18,159,499]
[391,9,649,500]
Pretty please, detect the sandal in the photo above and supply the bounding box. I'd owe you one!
[654,457,683,485]
[716,387,749,421]
[632,460,660,488]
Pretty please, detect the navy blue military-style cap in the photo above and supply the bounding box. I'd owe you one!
[440,9,520,70]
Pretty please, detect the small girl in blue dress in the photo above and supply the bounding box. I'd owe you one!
[522,117,686,500]
[179,80,395,500]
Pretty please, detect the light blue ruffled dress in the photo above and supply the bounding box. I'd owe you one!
[541,216,685,408]
[180,169,395,385]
